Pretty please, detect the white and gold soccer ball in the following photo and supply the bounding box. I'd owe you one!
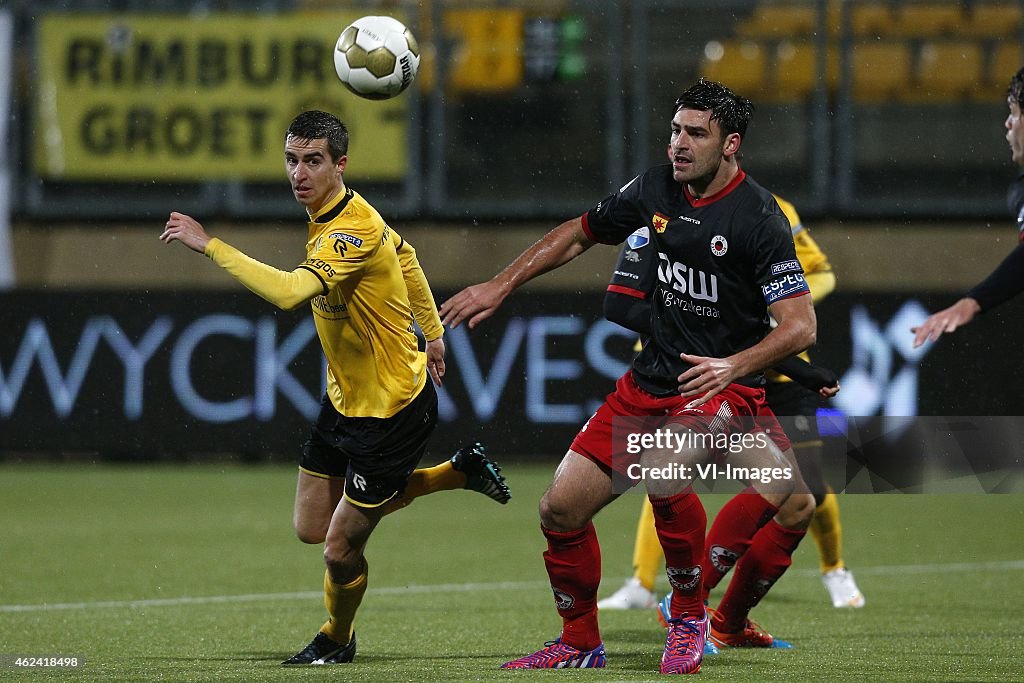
[333,16,420,100]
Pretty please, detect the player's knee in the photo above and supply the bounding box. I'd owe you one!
[294,516,328,545]
[323,541,363,582]
[775,492,815,529]
[296,527,326,545]
[539,491,587,531]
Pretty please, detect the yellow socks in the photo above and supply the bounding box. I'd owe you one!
[381,461,467,514]
[809,491,844,573]
[320,561,368,645]
[632,498,663,591]
[404,461,466,499]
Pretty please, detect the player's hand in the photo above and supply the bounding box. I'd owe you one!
[439,280,505,329]
[425,337,446,387]
[676,353,738,408]
[910,297,981,348]
[801,363,839,393]
[161,212,212,254]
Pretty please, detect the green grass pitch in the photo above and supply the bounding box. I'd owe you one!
[1,462,1022,681]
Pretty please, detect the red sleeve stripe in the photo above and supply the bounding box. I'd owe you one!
[580,211,598,241]
[779,290,811,301]
[607,284,646,299]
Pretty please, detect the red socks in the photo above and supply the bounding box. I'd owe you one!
[540,490,800,647]
[650,492,707,619]
[542,522,602,651]
[713,520,806,633]
[701,487,778,601]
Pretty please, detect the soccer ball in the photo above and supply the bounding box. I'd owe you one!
[334,16,420,100]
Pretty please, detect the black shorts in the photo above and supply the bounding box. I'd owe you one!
[765,379,821,446]
[300,381,438,508]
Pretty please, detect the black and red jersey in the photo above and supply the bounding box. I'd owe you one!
[583,164,809,395]
[967,169,1024,311]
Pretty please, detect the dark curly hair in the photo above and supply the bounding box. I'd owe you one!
[673,78,755,138]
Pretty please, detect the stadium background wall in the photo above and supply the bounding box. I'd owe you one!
[2,288,1020,461]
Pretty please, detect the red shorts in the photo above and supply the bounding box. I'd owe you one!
[570,370,791,477]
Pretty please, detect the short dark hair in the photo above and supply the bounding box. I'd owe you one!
[286,110,349,161]
[1009,66,1024,109]
[673,79,755,139]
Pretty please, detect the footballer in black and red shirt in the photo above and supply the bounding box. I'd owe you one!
[913,65,1024,346]
[441,79,817,674]
[589,163,809,395]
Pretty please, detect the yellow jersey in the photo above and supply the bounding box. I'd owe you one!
[206,187,443,418]
[767,195,835,382]
[774,195,833,293]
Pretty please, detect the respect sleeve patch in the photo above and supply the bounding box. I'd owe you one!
[769,259,802,275]
[761,272,810,305]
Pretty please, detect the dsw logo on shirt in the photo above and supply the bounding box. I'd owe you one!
[656,254,719,303]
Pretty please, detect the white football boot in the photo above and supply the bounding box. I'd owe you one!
[597,577,658,610]
[822,568,865,608]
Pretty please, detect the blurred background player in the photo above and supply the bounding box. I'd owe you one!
[599,194,865,612]
[913,65,1024,347]
[161,110,509,667]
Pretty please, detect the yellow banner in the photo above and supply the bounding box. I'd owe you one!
[35,12,409,181]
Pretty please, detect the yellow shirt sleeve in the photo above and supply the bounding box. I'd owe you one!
[205,238,323,310]
[774,195,834,299]
[793,229,833,277]
[392,229,444,342]
[805,270,836,303]
[767,196,836,381]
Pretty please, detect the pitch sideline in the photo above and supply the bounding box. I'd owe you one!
[3,560,1023,613]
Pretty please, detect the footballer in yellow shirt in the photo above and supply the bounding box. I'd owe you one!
[161,110,509,666]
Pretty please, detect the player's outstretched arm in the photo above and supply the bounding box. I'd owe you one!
[911,297,981,348]
[161,211,322,311]
[913,242,1024,347]
[439,216,595,329]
